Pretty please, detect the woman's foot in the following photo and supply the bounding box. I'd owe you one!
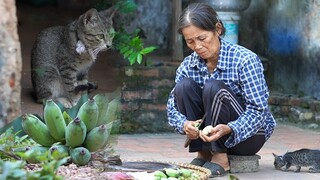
[190,158,206,166]
[210,151,230,171]
[189,151,211,166]
[200,152,230,177]
[203,161,229,177]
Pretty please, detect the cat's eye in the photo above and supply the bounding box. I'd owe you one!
[96,34,104,39]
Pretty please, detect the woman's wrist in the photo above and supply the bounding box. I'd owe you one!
[183,120,188,133]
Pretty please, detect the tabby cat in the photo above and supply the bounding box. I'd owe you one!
[31,8,115,108]
[273,148,320,173]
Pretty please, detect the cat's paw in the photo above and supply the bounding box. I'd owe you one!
[308,167,320,173]
[87,82,98,92]
[77,79,88,86]
[57,97,73,109]
[70,94,82,107]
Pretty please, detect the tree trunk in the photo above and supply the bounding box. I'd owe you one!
[171,0,183,61]
[0,0,22,128]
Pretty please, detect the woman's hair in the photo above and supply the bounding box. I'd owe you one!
[178,3,225,36]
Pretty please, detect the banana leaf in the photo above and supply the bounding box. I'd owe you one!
[0,115,25,137]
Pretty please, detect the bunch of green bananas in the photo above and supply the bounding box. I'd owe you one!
[21,93,121,166]
[153,168,200,180]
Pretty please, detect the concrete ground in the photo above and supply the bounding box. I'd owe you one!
[17,2,320,180]
[114,123,320,180]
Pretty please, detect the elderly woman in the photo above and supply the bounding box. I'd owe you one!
[166,3,276,177]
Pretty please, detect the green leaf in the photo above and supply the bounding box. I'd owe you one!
[11,169,26,178]
[120,46,129,54]
[129,36,142,48]
[137,53,143,64]
[123,49,133,59]
[140,46,157,55]
[115,0,137,13]
[128,52,139,65]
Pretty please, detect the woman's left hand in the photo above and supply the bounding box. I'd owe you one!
[199,124,232,142]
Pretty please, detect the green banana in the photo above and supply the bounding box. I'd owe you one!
[21,114,57,147]
[154,170,167,179]
[191,172,200,179]
[178,168,193,178]
[164,168,180,178]
[70,147,91,166]
[63,111,73,125]
[44,99,66,141]
[76,98,99,132]
[13,146,49,163]
[65,117,87,148]
[83,124,109,152]
[104,97,121,125]
[48,144,69,160]
[93,93,110,126]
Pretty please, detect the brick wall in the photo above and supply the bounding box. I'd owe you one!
[119,63,178,133]
[118,63,320,133]
[269,94,320,129]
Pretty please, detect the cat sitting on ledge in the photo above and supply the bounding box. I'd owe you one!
[31,7,116,108]
[273,148,320,173]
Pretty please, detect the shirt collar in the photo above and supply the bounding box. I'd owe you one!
[217,38,229,71]
[189,52,204,69]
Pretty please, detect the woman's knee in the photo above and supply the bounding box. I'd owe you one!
[203,80,226,94]
[174,77,198,94]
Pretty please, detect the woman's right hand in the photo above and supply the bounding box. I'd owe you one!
[183,119,202,140]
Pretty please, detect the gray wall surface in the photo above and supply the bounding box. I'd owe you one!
[240,0,320,99]
[116,0,320,100]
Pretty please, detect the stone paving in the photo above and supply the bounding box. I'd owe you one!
[114,123,320,180]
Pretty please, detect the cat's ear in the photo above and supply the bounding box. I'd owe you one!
[272,153,277,157]
[82,8,100,27]
[99,7,117,19]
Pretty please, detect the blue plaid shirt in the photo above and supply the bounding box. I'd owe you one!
[167,39,276,148]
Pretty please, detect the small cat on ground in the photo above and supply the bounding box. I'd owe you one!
[31,7,116,108]
[273,148,320,173]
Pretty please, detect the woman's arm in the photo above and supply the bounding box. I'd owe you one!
[226,54,269,147]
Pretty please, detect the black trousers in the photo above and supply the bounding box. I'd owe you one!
[174,78,265,155]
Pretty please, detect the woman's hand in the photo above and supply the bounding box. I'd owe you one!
[183,119,202,140]
[199,124,232,142]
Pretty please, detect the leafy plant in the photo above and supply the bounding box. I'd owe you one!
[20,151,68,180]
[0,128,67,180]
[96,0,158,65]
[0,127,35,160]
[113,28,157,65]
[0,152,67,180]
[0,160,27,180]
[95,0,137,14]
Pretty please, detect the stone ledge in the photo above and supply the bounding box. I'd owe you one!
[228,154,261,173]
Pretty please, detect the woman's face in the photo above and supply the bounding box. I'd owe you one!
[182,25,220,61]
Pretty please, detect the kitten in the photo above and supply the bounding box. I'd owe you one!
[273,148,320,173]
[31,8,116,108]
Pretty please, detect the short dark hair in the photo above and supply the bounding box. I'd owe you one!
[178,3,225,36]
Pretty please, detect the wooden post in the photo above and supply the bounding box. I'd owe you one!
[171,0,184,61]
[0,0,22,128]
